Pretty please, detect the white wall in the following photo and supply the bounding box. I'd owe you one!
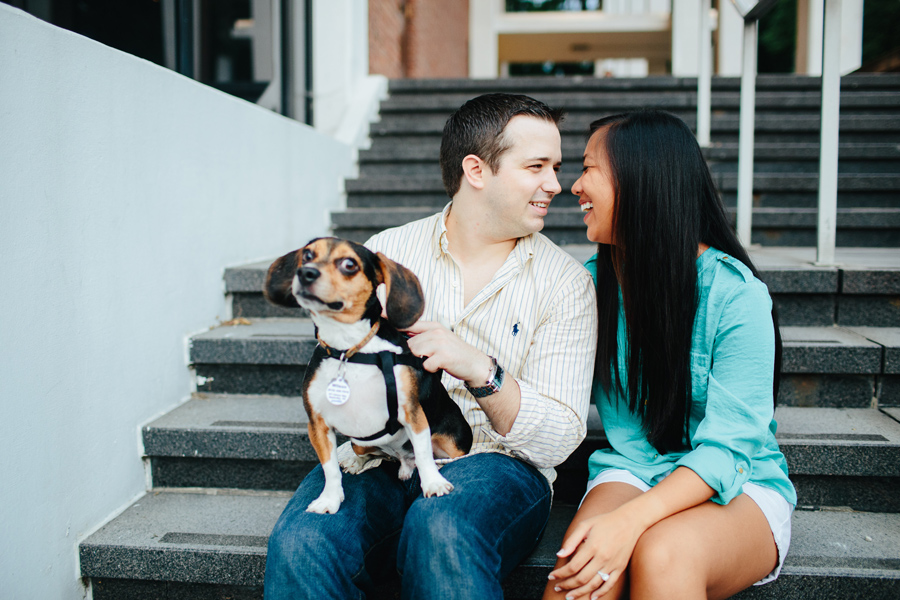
[0,6,353,599]
[312,0,386,150]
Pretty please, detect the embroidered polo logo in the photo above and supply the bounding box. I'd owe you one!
[512,323,520,337]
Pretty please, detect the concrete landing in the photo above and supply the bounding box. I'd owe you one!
[80,489,900,595]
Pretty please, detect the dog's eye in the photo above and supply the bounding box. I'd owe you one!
[301,249,314,262]
[337,258,359,275]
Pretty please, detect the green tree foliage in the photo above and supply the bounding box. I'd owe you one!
[758,0,797,73]
[862,0,900,65]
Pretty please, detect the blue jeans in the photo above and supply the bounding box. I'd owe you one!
[264,452,552,600]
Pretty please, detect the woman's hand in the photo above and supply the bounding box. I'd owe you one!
[548,469,716,599]
[548,508,644,599]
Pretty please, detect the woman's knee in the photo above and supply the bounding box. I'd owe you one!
[632,531,679,573]
[629,526,705,594]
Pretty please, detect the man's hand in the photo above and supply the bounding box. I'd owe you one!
[404,320,491,386]
[404,320,521,436]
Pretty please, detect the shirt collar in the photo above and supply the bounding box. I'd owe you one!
[433,201,537,266]
[432,202,452,259]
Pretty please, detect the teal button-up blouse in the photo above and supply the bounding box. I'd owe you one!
[585,247,797,506]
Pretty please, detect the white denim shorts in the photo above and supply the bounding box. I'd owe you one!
[583,468,793,585]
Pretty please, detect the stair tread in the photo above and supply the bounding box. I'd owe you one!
[380,91,900,113]
[144,394,900,478]
[361,140,900,163]
[344,175,900,195]
[189,318,316,365]
[331,208,900,230]
[79,488,900,585]
[223,247,900,294]
[146,396,900,444]
[190,320,891,373]
[845,328,900,374]
[384,74,900,94]
[370,113,900,136]
[381,92,900,114]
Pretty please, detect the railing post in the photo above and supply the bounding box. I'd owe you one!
[697,0,712,147]
[736,18,758,247]
[174,0,194,78]
[816,0,842,265]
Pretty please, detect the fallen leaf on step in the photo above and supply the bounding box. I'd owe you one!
[219,317,252,327]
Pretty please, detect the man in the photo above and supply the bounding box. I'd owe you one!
[265,93,598,599]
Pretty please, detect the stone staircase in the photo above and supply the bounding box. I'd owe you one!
[336,74,900,247]
[80,76,900,599]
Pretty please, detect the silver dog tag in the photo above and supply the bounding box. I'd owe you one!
[326,376,351,405]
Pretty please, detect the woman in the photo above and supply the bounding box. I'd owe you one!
[543,111,796,600]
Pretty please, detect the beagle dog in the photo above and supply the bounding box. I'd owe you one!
[264,237,473,514]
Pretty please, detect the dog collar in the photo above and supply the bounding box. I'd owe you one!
[316,321,380,359]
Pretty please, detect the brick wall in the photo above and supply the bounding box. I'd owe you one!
[369,0,468,79]
[369,0,406,79]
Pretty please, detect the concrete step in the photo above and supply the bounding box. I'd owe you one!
[347,189,900,211]
[331,205,900,247]
[379,90,900,115]
[344,174,900,195]
[80,488,900,600]
[143,391,900,511]
[749,247,900,327]
[361,138,900,164]
[226,247,900,327]
[361,155,900,181]
[370,112,900,139]
[191,320,899,408]
[382,73,900,95]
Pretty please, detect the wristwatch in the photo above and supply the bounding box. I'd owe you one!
[465,356,504,398]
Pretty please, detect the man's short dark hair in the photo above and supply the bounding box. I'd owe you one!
[439,93,565,198]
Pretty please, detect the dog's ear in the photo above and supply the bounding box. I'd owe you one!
[376,252,424,329]
[264,250,301,307]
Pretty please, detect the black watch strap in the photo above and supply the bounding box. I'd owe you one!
[465,356,504,398]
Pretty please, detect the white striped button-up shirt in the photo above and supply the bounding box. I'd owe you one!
[366,205,598,484]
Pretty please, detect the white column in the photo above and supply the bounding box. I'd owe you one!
[671,0,701,76]
[696,0,712,146]
[717,0,744,76]
[252,0,281,113]
[816,0,842,265]
[801,0,825,75]
[736,19,758,247]
[799,0,862,76]
[469,0,499,79]
[839,0,863,75]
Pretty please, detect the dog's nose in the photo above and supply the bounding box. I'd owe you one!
[298,266,320,285]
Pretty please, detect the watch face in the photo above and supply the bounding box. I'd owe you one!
[491,364,504,390]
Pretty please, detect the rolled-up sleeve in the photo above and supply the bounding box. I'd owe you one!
[675,280,775,504]
[484,271,598,468]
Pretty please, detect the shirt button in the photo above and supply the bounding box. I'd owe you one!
[653,454,658,459]
[738,467,744,473]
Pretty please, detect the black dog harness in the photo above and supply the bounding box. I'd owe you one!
[315,330,425,442]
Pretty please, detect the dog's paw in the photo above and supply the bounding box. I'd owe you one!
[398,459,416,480]
[306,490,344,514]
[421,475,454,498]
[340,454,370,474]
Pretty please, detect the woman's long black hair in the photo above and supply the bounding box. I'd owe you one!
[590,110,782,454]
